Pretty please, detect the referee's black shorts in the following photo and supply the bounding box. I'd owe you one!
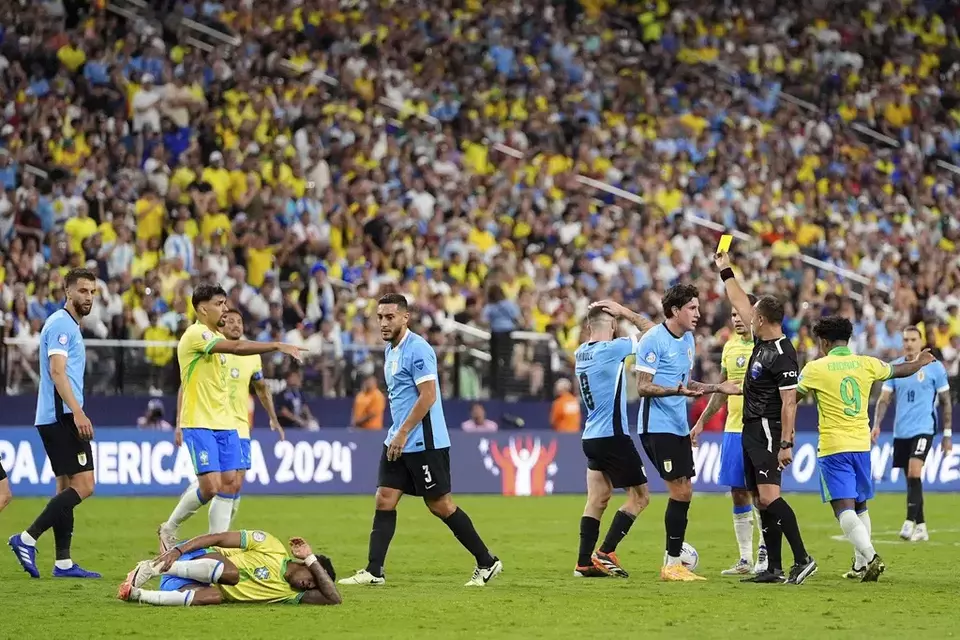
[582,435,648,488]
[742,419,782,491]
[37,414,94,478]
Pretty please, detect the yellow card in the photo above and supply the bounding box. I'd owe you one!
[717,234,733,254]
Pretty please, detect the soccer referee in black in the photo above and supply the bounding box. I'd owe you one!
[715,251,817,585]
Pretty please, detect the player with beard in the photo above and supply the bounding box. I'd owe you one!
[9,269,102,578]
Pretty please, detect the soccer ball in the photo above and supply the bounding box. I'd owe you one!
[680,543,699,571]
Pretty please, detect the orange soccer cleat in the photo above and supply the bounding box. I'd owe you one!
[660,564,707,582]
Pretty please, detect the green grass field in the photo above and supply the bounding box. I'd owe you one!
[1,493,958,639]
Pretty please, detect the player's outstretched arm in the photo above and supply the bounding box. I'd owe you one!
[888,350,936,379]
[212,339,306,361]
[689,379,741,395]
[636,371,702,398]
[714,252,755,331]
[155,532,243,571]
[695,372,730,425]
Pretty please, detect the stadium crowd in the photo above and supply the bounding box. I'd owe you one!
[1,0,960,404]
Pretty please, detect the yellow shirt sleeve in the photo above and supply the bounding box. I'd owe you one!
[720,340,731,374]
[239,530,285,554]
[864,356,892,382]
[181,323,222,356]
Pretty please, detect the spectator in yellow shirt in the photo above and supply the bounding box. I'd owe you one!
[135,187,166,242]
[201,151,232,209]
[64,201,98,254]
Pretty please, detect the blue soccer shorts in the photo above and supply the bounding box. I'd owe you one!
[718,431,747,489]
[818,451,874,504]
[182,429,243,474]
[239,438,252,471]
[159,549,207,592]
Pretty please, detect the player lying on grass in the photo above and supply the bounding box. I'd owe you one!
[118,530,341,606]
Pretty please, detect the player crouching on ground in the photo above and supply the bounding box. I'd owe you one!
[118,530,341,606]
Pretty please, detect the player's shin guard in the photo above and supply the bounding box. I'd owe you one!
[208,494,235,534]
[136,589,196,606]
[664,499,690,563]
[166,484,207,529]
[443,507,496,568]
[365,509,397,578]
[165,559,225,584]
[758,509,783,572]
[578,516,600,567]
[599,510,636,555]
[838,510,876,562]
[732,505,754,561]
[765,498,808,566]
[906,477,923,524]
[25,488,82,543]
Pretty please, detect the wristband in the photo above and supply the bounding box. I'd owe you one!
[304,554,318,566]
[720,268,735,282]
[944,429,953,438]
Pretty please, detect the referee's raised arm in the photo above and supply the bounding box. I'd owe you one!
[715,252,755,332]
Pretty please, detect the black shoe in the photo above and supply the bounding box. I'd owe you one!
[785,556,818,585]
[861,554,885,583]
[740,569,786,584]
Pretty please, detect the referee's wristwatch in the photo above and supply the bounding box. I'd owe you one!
[779,440,794,450]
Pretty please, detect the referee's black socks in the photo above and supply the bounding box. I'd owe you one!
[664,499,690,558]
[443,507,496,568]
[765,497,809,566]
[758,509,783,572]
[578,516,600,566]
[26,487,82,543]
[906,477,923,524]
[365,509,397,578]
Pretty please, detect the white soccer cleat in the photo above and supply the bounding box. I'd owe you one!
[899,521,915,541]
[910,523,929,542]
[338,569,385,585]
[131,560,161,588]
[753,545,768,574]
[465,558,503,587]
[721,559,754,576]
[157,524,178,554]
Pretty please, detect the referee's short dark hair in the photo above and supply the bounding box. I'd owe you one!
[378,293,408,310]
[754,294,784,324]
[192,283,227,309]
[65,268,96,288]
[662,284,699,318]
[812,315,854,343]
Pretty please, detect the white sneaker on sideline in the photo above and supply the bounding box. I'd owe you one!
[910,523,929,542]
[465,558,503,587]
[338,569,386,585]
[899,520,915,541]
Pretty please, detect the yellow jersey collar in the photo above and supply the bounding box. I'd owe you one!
[828,346,852,356]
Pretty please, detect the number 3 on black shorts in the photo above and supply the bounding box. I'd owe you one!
[422,464,433,484]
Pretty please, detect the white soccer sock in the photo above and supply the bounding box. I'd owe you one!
[854,510,872,568]
[135,588,196,606]
[20,531,37,546]
[839,510,876,563]
[733,511,754,561]
[164,558,225,584]
[665,555,682,566]
[230,496,241,526]
[55,559,74,570]
[754,508,765,547]
[208,495,234,534]
[166,484,206,529]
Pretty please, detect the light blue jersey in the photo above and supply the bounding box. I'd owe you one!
[883,357,950,438]
[634,324,696,436]
[384,329,450,453]
[36,308,85,425]
[575,336,638,440]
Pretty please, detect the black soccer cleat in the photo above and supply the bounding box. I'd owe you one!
[741,569,786,584]
[785,556,817,585]
[860,554,885,583]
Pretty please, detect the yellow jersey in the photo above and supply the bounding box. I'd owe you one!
[214,530,303,604]
[720,335,754,433]
[177,322,229,430]
[228,354,263,439]
[797,347,892,457]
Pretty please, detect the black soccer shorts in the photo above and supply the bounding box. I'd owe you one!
[893,435,934,469]
[582,435,648,488]
[742,420,782,491]
[377,446,451,499]
[640,433,695,481]
[37,414,94,478]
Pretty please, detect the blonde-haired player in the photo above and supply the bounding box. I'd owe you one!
[158,284,304,551]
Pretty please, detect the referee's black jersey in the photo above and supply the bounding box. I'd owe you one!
[742,335,800,423]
